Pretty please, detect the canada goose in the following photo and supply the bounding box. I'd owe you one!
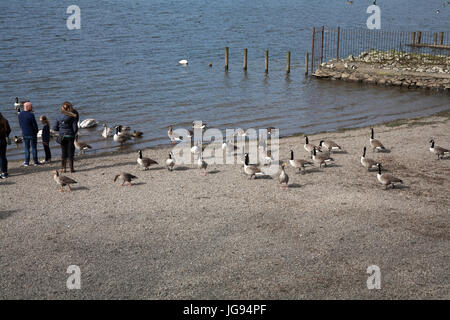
[78,119,98,129]
[166,152,175,171]
[101,123,112,138]
[113,172,138,186]
[429,139,449,159]
[179,59,188,65]
[370,128,385,152]
[132,130,143,138]
[168,125,183,144]
[117,125,131,134]
[137,150,158,170]
[267,127,275,137]
[312,147,334,168]
[14,97,26,109]
[53,170,77,192]
[74,135,92,154]
[234,128,248,137]
[263,149,274,165]
[244,153,264,179]
[198,156,208,175]
[278,163,289,190]
[113,126,131,144]
[192,121,207,131]
[360,146,379,170]
[319,140,342,153]
[14,136,23,144]
[377,163,403,189]
[289,149,313,174]
[304,136,321,155]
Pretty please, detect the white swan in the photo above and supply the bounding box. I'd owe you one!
[102,123,112,138]
[179,59,188,65]
[78,119,98,128]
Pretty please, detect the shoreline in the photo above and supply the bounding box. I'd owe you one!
[5,108,450,164]
[1,110,449,299]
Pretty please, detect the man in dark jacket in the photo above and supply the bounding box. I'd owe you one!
[18,102,40,166]
[0,112,11,178]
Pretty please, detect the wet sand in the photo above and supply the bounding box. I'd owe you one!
[0,111,449,299]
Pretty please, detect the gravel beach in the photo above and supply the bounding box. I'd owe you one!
[1,112,449,299]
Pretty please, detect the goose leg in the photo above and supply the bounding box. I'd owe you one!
[68,185,72,192]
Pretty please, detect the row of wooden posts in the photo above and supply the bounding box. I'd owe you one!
[411,31,446,46]
[223,47,307,75]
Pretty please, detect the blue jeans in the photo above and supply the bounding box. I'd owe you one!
[23,135,38,165]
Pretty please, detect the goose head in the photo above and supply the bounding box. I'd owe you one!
[429,139,435,147]
[313,147,317,156]
[289,149,294,160]
[319,140,324,147]
[305,136,309,144]
[370,128,374,139]
[138,150,143,159]
[363,146,367,157]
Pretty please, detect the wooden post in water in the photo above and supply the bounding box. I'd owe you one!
[417,31,422,44]
[336,26,340,60]
[264,50,269,73]
[433,32,438,45]
[311,27,315,74]
[305,52,309,76]
[225,47,229,71]
[440,32,444,45]
[243,48,247,71]
[286,51,291,74]
[411,32,416,45]
[320,26,324,64]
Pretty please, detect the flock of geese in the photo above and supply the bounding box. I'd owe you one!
[51,122,450,192]
[10,99,450,191]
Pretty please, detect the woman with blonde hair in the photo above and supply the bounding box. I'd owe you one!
[52,102,78,173]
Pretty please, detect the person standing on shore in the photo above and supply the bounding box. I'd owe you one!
[18,101,40,166]
[52,102,78,173]
[0,112,12,179]
[40,115,52,163]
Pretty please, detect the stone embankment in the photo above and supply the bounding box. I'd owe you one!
[313,50,450,91]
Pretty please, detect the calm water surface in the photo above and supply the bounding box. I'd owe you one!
[1,0,449,159]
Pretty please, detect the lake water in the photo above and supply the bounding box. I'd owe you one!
[1,0,449,159]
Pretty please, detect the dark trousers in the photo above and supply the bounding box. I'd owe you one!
[0,137,7,173]
[61,137,75,160]
[23,135,38,165]
[43,143,51,161]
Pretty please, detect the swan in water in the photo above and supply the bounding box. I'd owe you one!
[179,59,188,65]
[101,123,112,138]
[78,119,98,128]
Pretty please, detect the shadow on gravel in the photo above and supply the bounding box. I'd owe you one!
[71,186,90,191]
[75,161,137,173]
[0,180,15,185]
[0,209,18,220]
[288,183,302,188]
[132,182,147,186]
[174,166,191,171]
[383,185,410,191]
[207,170,220,174]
